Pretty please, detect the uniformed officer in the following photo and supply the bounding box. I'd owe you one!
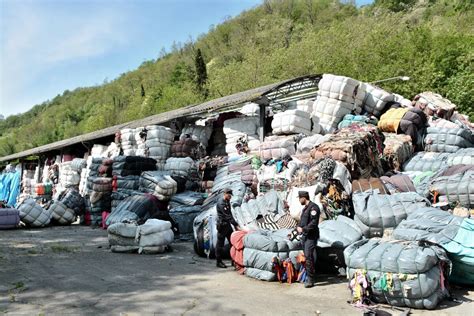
[215,188,241,268]
[297,190,320,288]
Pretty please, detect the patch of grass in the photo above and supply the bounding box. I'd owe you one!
[8,281,26,302]
[50,244,79,253]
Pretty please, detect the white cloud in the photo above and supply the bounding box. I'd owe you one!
[0,1,130,116]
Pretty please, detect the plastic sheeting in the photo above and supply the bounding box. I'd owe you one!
[430,169,474,207]
[424,127,474,153]
[352,191,428,237]
[344,239,450,309]
[0,170,20,207]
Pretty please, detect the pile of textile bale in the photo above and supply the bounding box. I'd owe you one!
[21,169,36,197]
[106,193,173,227]
[337,114,378,129]
[139,171,177,201]
[120,128,137,156]
[55,159,85,196]
[403,148,474,172]
[393,208,474,285]
[296,134,330,156]
[429,166,474,208]
[361,84,394,117]
[0,207,20,229]
[164,157,198,179]
[312,74,365,134]
[48,188,85,225]
[88,177,112,226]
[352,191,428,237]
[382,133,413,171]
[424,127,474,153]
[223,116,261,157]
[258,136,296,161]
[107,218,174,254]
[180,123,213,154]
[378,107,427,150]
[345,239,450,309]
[413,91,456,120]
[143,125,175,169]
[271,109,316,136]
[169,191,205,240]
[17,198,52,227]
[310,125,385,178]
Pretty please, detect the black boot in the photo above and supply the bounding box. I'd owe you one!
[216,261,227,268]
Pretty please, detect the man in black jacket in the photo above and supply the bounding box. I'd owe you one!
[215,188,241,268]
[297,191,320,288]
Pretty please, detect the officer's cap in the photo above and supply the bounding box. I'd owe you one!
[224,188,233,195]
[298,191,310,199]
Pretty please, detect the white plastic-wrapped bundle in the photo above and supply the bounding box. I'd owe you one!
[317,74,366,107]
[180,124,213,147]
[136,219,175,254]
[145,125,175,144]
[58,162,81,187]
[18,198,52,227]
[22,170,36,195]
[312,96,357,133]
[240,103,260,116]
[164,157,196,177]
[139,172,178,200]
[91,144,108,157]
[271,109,312,135]
[258,136,296,161]
[297,134,330,154]
[362,84,394,117]
[223,117,261,156]
[296,99,314,113]
[393,93,413,108]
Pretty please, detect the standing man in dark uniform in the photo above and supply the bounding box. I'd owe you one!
[297,191,321,288]
[215,188,241,268]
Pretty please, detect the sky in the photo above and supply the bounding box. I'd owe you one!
[0,0,373,118]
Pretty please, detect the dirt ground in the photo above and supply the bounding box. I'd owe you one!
[1,226,473,315]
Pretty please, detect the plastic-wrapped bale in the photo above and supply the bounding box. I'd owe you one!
[393,93,413,108]
[136,219,174,254]
[108,222,139,253]
[413,91,456,120]
[112,156,157,176]
[17,198,52,227]
[139,171,177,200]
[171,138,201,158]
[352,177,389,194]
[271,109,312,135]
[382,133,413,171]
[430,169,474,208]
[0,208,20,229]
[232,190,286,229]
[113,175,141,191]
[424,127,474,153]
[70,158,86,172]
[362,84,394,117]
[89,177,112,226]
[344,239,450,309]
[110,189,144,212]
[428,117,461,129]
[180,124,213,147]
[337,114,378,129]
[393,207,474,285]
[380,174,416,194]
[49,200,76,225]
[58,162,81,188]
[258,136,296,161]
[58,188,84,216]
[223,116,260,156]
[144,125,175,165]
[120,128,137,156]
[352,191,428,237]
[164,157,197,178]
[317,216,363,272]
[312,96,359,134]
[310,126,385,179]
[242,229,303,281]
[106,193,167,226]
[317,74,365,107]
[447,148,474,165]
[404,152,451,173]
[239,103,260,116]
[295,135,329,156]
[169,205,202,239]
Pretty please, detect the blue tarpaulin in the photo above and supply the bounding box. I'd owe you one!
[0,171,21,207]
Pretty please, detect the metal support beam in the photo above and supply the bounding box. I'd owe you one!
[259,104,265,142]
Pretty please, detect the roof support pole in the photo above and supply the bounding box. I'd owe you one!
[258,103,266,143]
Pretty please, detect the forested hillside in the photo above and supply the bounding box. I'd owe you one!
[1,0,472,157]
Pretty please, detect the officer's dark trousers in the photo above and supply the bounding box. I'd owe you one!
[303,238,317,282]
[215,222,233,262]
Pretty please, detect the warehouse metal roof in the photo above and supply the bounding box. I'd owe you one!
[0,74,321,162]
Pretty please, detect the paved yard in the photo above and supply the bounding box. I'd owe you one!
[0,226,473,315]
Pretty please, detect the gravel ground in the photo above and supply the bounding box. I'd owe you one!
[0,225,473,315]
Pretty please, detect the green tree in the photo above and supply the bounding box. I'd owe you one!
[194,48,209,98]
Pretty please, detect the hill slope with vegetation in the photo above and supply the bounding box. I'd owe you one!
[1,0,472,157]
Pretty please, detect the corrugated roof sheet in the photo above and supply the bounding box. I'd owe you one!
[0,74,321,162]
